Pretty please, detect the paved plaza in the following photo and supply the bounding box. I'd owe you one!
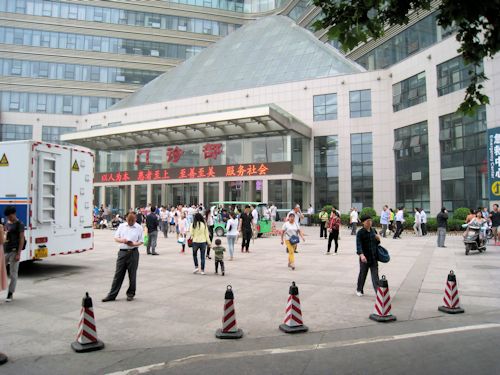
[2,226,500,374]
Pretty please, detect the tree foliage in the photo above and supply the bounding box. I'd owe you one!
[312,0,500,115]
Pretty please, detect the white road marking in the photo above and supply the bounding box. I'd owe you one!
[105,323,500,375]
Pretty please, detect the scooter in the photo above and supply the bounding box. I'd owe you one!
[463,225,487,255]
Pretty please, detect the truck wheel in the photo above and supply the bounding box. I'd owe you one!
[215,227,225,237]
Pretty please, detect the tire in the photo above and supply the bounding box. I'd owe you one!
[465,244,470,255]
[215,227,225,237]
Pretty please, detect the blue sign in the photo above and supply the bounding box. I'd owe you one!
[487,128,500,200]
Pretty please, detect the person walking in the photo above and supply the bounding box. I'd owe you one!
[145,206,159,255]
[393,207,405,239]
[213,238,226,276]
[205,209,214,260]
[490,204,500,245]
[356,215,381,296]
[269,203,277,222]
[159,206,169,238]
[389,208,395,234]
[178,212,188,253]
[3,206,25,302]
[437,207,449,248]
[350,208,359,235]
[318,207,329,239]
[420,208,428,236]
[326,210,341,255]
[225,212,239,260]
[239,205,253,253]
[281,213,305,270]
[102,212,143,302]
[413,208,422,237]
[189,213,211,275]
[380,205,390,238]
[0,223,8,296]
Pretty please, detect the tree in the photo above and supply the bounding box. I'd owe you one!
[312,0,500,115]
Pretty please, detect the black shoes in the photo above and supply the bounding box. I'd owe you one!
[152,252,159,256]
[102,297,115,302]
[127,296,134,301]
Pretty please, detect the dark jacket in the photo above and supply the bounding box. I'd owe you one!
[146,213,159,233]
[356,227,380,265]
[437,212,448,228]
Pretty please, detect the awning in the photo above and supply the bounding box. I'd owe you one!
[62,104,312,151]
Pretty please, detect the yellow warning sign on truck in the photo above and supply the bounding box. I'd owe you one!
[0,153,8,167]
[72,160,80,172]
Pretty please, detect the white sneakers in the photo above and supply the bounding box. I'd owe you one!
[201,271,205,275]
[193,269,199,274]
[356,291,364,297]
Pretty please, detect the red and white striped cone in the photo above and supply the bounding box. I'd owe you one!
[0,352,7,365]
[279,281,308,333]
[215,285,243,339]
[438,270,465,314]
[369,275,397,322]
[71,292,105,353]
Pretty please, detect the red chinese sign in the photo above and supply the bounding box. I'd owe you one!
[134,149,150,166]
[203,143,223,160]
[95,162,291,183]
[167,146,184,163]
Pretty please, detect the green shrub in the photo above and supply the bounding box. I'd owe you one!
[360,207,377,218]
[340,214,350,225]
[425,218,437,232]
[323,205,333,215]
[403,216,415,229]
[447,219,465,231]
[452,207,470,221]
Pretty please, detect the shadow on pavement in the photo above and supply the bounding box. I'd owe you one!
[13,261,90,280]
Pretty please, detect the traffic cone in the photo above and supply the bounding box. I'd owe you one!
[369,275,397,322]
[215,285,243,339]
[0,352,7,365]
[279,281,308,333]
[71,292,105,353]
[438,270,465,314]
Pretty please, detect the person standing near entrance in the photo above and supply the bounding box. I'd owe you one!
[159,206,169,238]
[281,213,305,270]
[326,210,340,255]
[350,208,359,235]
[318,207,329,239]
[269,203,277,222]
[356,215,380,296]
[3,206,25,303]
[102,212,143,302]
[239,205,253,253]
[146,206,159,255]
[189,213,211,275]
[437,207,449,248]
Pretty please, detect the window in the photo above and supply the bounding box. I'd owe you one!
[351,133,373,208]
[349,89,371,118]
[392,72,426,112]
[314,136,339,210]
[42,126,76,144]
[9,92,20,111]
[64,64,75,80]
[0,124,33,141]
[394,121,430,211]
[313,93,337,121]
[62,96,73,113]
[11,59,22,75]
[437,55,483,96]
[37,94,47,112]
[439,106,487,211]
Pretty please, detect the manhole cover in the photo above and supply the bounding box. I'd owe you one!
[473,265,500,270]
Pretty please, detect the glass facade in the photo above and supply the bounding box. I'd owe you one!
[440,106,488,211]
[351,133,373,208]
[96,135,298,173]
[349,89,371,118]
[288,0,311,21]
[168,0,285,13]
[313,93,337,121]
[392,72,426,112]
[134,185,148,209]
[0,0,240,37]
[437,55,484,97]
[394,121,429,211]
[356,12,454,70]
[105,185,130,216]
[204,181,219,206]
[0,91,119,115]
[41,126,76,144]
[314,136,339,210]
[0,58,162,85]
[0,26,203,61]
[0,124,33,141]
[268,180,289,209]
[168,183,198,206]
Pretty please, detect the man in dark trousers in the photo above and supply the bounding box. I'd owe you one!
[239,205,253,253]
[355,215,381,297]
[3,206,25,302]
[102,212,143,302]
[146,206,159,255]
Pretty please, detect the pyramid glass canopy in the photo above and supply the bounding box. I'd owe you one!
[111,15,364,110]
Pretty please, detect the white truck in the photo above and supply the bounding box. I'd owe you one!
[0,140,94,262]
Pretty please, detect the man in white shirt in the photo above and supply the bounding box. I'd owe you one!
[420,209,427,236]
[102,212,143,302]
[269,203,277,222]
[288,205,304,227]
[413,208,422,236]
[393,207,405,239]
[350,208,359,235]
[159,206,169,238]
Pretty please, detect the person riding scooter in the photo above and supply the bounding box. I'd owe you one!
[463,210,488,254]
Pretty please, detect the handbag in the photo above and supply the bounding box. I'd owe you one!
[377,245,390,263]
[177,237,185,244]
[289,235,300,245]
[187,238,193,247]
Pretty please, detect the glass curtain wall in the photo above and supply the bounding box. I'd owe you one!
[135,185,148,209]
[314,136,339,210]
[105,186,130,216]
[167,183,198,206]
[204,182,219,206]
[351,133,373,208]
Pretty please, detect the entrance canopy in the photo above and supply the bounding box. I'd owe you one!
[62,104,311,151]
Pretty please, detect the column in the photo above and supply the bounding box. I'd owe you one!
[262,178,269,203]
[218,181,224,201]
[199,181,205,205]
[130,184,136,210]
[146,183,152,205]
[99,186,105,207]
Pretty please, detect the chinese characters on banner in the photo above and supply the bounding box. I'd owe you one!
[488,128,500,199]
[136,143,224,166]
[96,162,292,183]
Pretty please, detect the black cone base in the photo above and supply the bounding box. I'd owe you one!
[438,306,465,314]
[215,328,243,339]
[71,339,105,353]
[279,324,309,334]
[0,353,8,365]
[369,313,397,322]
